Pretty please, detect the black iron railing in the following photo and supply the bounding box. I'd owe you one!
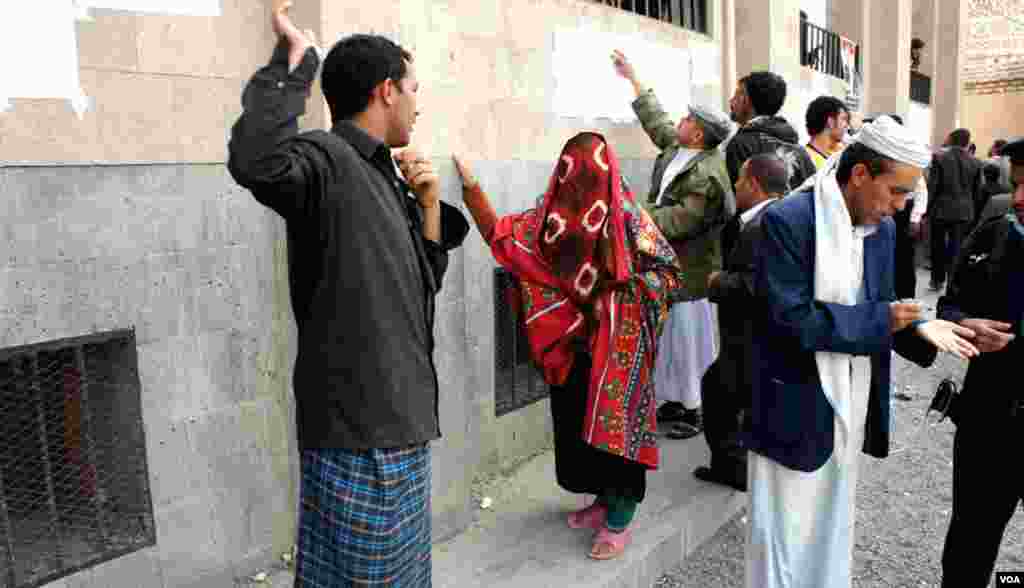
[801,18,860,81]
[493,269,548,417]
[592,0,708,35]
[0,330,155,588]
[910,71,932,105]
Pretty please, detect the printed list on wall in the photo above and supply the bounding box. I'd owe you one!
[552,29,693,123]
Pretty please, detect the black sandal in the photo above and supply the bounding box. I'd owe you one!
[656,402,687,422]
[665,407,703,439]
[666,422,702,440]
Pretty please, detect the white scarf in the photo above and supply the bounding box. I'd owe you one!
[812,161,876,458]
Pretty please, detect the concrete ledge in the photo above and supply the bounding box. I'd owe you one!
[433,433,746,588]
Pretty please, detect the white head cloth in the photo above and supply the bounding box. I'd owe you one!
[853,115,932,169]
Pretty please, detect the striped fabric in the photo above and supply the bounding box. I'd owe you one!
[295,445,432,587]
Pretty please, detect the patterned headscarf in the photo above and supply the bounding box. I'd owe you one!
[489,133,684,469]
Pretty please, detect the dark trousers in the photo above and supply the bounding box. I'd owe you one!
[549,355,647,503]
[893,207,918,299]
[930,219,970,287]
[941,419,1023,588]
[700,359,746,477]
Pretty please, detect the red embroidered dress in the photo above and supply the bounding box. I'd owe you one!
[467,133,684,468]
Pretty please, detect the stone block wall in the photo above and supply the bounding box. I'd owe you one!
[0,162,296,588]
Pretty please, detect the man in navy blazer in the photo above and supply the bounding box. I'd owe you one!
[748,184,936,472]
[744,117,979,588]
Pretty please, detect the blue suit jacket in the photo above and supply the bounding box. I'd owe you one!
[745,190,937,473]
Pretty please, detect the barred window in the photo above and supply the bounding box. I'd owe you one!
[592,0,709,35]
[0,330,155,588]
[493,269,548,417]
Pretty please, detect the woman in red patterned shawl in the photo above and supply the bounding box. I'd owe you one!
[454,132,685,560]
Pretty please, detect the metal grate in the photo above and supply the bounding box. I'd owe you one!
[0,330,155,588]
[591,0,708,35]
[493,269,548,417]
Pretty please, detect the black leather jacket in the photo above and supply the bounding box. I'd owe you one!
[725,116,817,192]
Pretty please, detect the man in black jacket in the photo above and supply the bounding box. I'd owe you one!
[937,136,1024,588]
[695,153,788,492]
[726,71,817,191]
[227,3,468,585]
[927,128,983,291]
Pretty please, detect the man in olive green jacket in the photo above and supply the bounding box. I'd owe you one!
[612,51,735,299]
[613,50,735,438]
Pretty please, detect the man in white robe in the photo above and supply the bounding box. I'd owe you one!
[744,117,980,588]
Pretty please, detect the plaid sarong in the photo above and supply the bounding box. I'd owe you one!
[295,445,432,587]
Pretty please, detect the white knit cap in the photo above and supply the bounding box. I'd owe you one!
[853,116,932,169]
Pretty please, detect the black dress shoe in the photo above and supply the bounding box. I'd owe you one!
[665,407,703,440]
[694,466,747,492]
[656,402,686,423]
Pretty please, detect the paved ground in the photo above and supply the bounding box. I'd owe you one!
[655,273,1024,588]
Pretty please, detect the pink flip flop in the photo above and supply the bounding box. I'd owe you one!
[567,501,607,530]
[588,526,632,560]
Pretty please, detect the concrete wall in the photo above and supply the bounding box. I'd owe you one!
[784,67,851,145]
[0,0,723,586]
[1,1,303,586]
[961,89,1024,155]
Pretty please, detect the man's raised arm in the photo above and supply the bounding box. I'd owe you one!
[227,0,323,218]
[611,50,679,152]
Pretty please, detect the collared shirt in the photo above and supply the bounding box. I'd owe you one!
[228,41,469,450]
[657,148,701,204]
[740,197,779,227]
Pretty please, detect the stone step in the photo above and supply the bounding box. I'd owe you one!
[433,433,746,588]
[262,432,744,588]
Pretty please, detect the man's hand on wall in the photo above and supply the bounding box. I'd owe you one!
[611,50,646,97]
[611,50,636,81]
[272,0,317,72]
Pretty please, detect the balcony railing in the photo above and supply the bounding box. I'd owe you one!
[591,0,708,35]
[910,71,932,105]
[800,19,860,82]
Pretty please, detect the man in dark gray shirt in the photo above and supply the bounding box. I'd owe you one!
[928,128,983,292]
[227,3,468,585]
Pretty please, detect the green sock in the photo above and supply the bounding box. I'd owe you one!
[601,495,638,532]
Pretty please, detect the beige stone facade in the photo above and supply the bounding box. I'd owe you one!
[962,83,1024,154]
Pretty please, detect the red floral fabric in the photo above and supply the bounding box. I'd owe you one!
[488,133,684,469]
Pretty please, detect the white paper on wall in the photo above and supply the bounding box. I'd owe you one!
[688,44,720,87]
[552,29,691,123]
[77,0,220,16]
[0,0,90,118]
